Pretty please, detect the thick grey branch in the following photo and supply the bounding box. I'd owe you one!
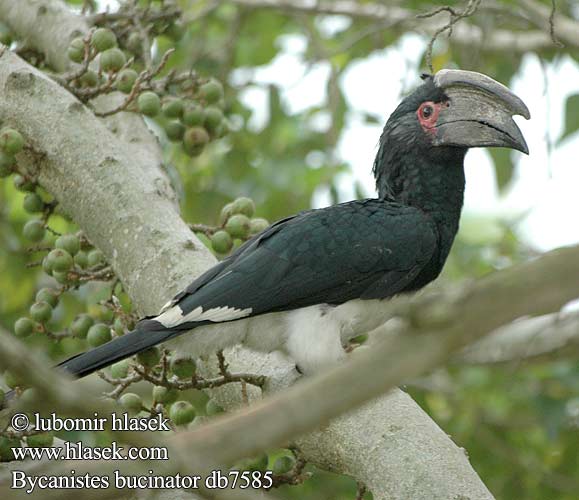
[197,349,494,500]
[0,0,86,72]
[174,244,579,476]
[0,42,493,500]
[459,309,579,364]
[6,232,579,497]
[0,49,214,315]
[0,329,269,500]
[0,1,528,499]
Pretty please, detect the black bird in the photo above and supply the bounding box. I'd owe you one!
[15,70,533,389]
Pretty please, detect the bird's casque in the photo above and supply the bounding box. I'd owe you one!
[1,69,530,409]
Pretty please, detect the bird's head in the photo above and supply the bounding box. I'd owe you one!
[374,69,530,200]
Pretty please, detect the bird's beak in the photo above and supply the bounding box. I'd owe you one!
[432,69,530,154]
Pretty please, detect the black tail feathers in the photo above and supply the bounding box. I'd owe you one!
[57,319,186,379]
[0,320,192,411]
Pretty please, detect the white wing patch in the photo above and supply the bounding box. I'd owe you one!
[155,304,252,328]
[159,299,177,313]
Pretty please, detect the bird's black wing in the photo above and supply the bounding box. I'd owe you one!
[56,199,438,379]
[162,199,438,324]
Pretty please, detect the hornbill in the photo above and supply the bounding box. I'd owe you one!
[5,70,531,399]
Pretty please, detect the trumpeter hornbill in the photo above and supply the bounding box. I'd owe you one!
[4,69,531,403]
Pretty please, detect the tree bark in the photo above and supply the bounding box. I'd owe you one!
[0,1,495,499]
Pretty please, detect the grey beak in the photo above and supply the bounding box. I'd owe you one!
[432,69,530,154]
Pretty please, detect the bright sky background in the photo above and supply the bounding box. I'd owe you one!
[235,29,579,253]
[100,0,579,252]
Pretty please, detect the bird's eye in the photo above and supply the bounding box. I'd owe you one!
[422,105,433,118]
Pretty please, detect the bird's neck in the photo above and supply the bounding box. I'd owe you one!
[375,147,466,242]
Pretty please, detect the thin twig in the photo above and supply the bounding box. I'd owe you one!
[134,365,266,390]
[418,0,483,73]
[98,370,143,399]
[269,446,309,489]
[57,31,96,84]
[94,48,175,117]
[88,7,181,26]
[190,223,218,237]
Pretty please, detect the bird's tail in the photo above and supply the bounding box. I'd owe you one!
[0,320,195,411]
[57,319,191,379]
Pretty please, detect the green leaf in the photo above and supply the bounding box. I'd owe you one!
[560,93,579,143]
[489,148,514,191]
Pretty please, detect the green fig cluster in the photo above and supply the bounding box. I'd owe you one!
[119,392,143,414]
[22,218,108,294]
[66,29,130,93]
[116,74,226,154]
[234,454,269,472]
[64,22,228,156]
[0,436,21,462]
[0,128,24,155]
[110,359,130,379]
[136,347,161,369]
[34,229,108,284]
[155,80,227,157]
[205,399,224,416]
[68,29,123,71]
[169,400,196,426]
[99,47,126,73]
[169,354,196,379]
[212,198,269,254]
[14,214,124,344]
[67,37,85,64]
[0,127,24,178]
[71,314,94,339]
[23,220,45,242]
[42,245,76,285]
[153,385,178,405]
[272,455,296,475]
[115,68,138,93]
[13,285,62,337]
[87,323,112,347]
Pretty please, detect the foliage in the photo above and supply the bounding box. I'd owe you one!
[0,0,578,498]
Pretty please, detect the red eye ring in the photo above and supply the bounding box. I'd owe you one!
[417,101,441,133]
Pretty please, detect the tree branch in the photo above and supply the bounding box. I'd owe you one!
[183,244,579,464]
[0,0,86,72]
[458,309,579,365]
[0,37,492,500]
[2,2,569,499]
[4,241,579,497]
[230,0,578,51]
[519,0,579,48]
[0,48,215,316]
